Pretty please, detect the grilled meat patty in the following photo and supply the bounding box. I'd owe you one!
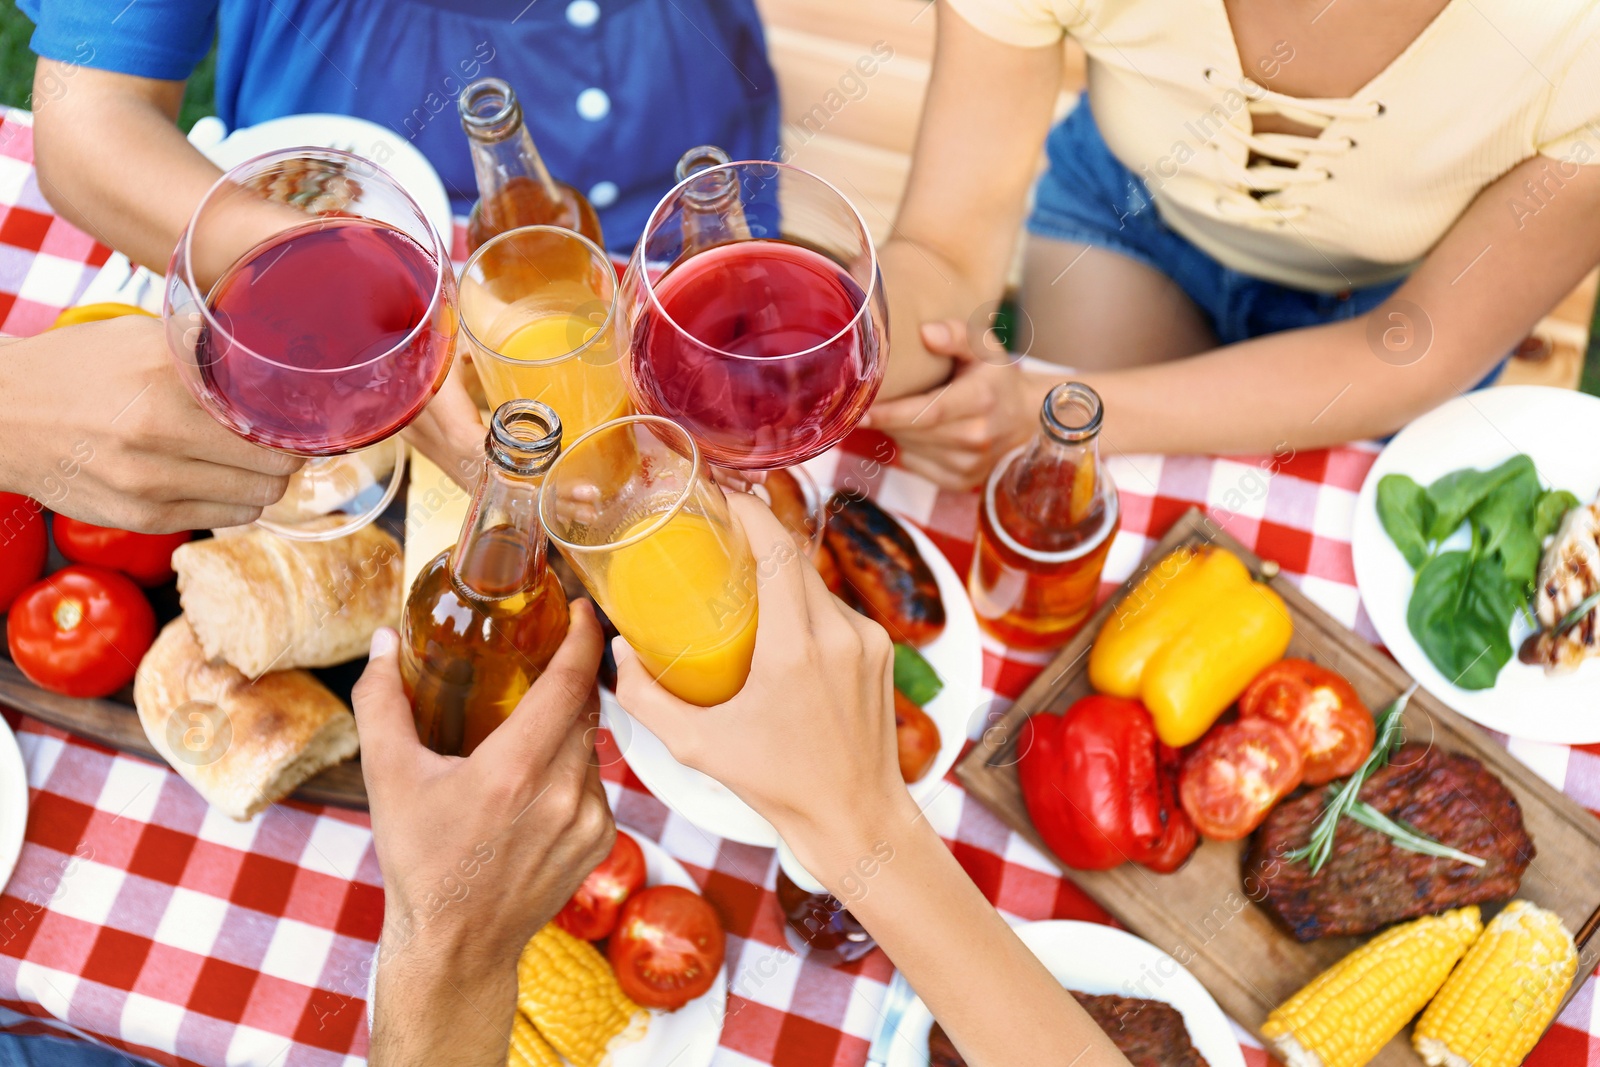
[928,992,1209,1067]
[1244,744,1533,941]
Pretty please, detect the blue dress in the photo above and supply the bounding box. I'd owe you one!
[19,0,781,250]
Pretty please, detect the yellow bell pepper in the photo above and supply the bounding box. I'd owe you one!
[1090,545,1293,747]
[51,302,156,329]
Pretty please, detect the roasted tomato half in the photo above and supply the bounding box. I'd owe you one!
[51,516,192,587]
[6,565,156,698]
[608,885,725,1011]
[1238,658,1373,785]
[555,831,647,942]
[0,494,48,612]
[894,689,941,784]
[1179,718,1303,841]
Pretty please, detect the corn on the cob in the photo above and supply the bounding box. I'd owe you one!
[516,923,647,1067]
[1414,900,1577,1067]
[1263,906,1483,1067]
[508,1011,562,1067]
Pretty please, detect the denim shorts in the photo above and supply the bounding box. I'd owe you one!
[1028,98,1403,347]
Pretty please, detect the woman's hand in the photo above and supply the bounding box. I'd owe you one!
[355,602,615,1064]
[612,493,907,875]
[402,353,489,490]
[865,320,1050,491]
[0,316,302,532]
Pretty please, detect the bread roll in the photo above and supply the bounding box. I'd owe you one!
[134,618,358,820]
[175,519,402,678]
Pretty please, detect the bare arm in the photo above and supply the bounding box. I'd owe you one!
[879,1,1063,399]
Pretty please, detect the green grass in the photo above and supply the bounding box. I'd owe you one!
[0,1,216,130]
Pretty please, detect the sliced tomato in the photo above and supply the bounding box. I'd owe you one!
[1179,719,1303,841]
[0,494,48,612]
[608,885,725,1011]
[555,831,647,942]
[894,689,941,784]
[51,516,192,587]
[6,565,156,698]
[1238,658,1374,785]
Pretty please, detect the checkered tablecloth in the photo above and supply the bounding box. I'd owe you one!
[1,105,1596,1067]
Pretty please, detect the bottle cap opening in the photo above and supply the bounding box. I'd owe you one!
[675,145,738,208]
[489,399,563,475]
[1042,382,1104,443]
[459,77,519,131]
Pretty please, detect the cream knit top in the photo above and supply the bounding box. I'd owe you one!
[948,0,1600,291]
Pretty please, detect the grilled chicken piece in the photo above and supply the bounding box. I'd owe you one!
[1524,499,1600,673]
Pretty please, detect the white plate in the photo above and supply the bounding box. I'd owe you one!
[610,833,726,1067]
[1352,386,1600,742]
[0,716,28,895]
[202,113,455,244]
[601,509,985,846]
[883,921,1245,1067]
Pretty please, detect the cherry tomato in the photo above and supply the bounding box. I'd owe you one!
[555,831,647,941]
[0,494,48,612]
[51,516,192,587]
[607,885,725,1011]
[894,689,941,784]
[1179,719,1303,841]
[1238,658,1374,785]
[6,565,156,698]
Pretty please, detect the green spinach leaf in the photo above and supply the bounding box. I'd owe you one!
[1406,542,1518,691]
[1376,474,1435,569]
[1425,455,1534,543]
[1470,462,1543,590]
[1534,489,1581,541]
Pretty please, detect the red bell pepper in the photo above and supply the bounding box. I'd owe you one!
[1017,695,1197,873]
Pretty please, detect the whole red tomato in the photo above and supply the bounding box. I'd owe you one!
[51,516,192,587]
[7,565,156,697]
[0,494,48,612]
[555,831,647,941]
[1238,658,1374,785]
[1017,695,1196,873]
[608,885,725,1011]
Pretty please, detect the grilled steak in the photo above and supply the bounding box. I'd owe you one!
[1244,744,1533,941]
[928,992,1209,1067]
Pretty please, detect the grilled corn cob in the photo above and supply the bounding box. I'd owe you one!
[1414,900,1577,1067]
[508,1011,562,1067]
[1263,906,1483,1067]
[516,923,646,1067]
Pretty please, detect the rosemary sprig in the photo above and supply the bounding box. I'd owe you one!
[1555,589,1600,637]
[1283,684,1417,874]
[1345,801,1485,868]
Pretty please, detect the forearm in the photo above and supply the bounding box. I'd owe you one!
[371,926,518,1067]
[784,794,1128,1067]
[878,240,986,397]
[32,70,220,274]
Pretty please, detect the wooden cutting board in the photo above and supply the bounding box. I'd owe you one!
[955,507,1600,1067]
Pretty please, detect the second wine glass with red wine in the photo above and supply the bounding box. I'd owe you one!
[165,147,457,539]
[620,154,887,473]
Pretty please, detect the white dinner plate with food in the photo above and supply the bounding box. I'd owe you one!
[601,508,984,847]
[610,834,726,1067]
[1352,386,1600,742]
[201,113,455,243]
[882,920,1245,1067]
[0,715,29,896]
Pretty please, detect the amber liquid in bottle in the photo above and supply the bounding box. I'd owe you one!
[401,401,570,756]
[969,383,1120,651]
[459,77,603,254]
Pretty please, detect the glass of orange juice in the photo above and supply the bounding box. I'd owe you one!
[458,224,631,439]
[540,415,757,706]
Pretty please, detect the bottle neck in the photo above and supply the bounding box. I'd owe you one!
[460,78,561,220]
[675,145,750,254]
[449,401,563,604]
[996,382,1114,547]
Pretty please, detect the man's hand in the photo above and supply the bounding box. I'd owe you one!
[0,316,302,531]
[356,602,614,1066]
[402,352,488,490]
[865,320,1046,490]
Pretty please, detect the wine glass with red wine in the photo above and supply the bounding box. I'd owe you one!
[620,157,886,473]
[165,147,457,540]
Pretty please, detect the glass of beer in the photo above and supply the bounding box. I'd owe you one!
[539,415,757,706]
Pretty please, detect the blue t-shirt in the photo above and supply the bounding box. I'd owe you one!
[19,0,781,250]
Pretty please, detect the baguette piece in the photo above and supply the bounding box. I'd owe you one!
[175,519,402,678]
[134,618,358,820]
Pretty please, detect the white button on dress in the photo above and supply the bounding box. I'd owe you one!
[565,0,600,27]
[576,88,611,121]
[588,181,619,208]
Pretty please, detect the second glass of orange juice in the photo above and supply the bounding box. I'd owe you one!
[458,224,630,439]
[540,415,757,705]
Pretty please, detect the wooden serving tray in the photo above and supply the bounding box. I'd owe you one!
[955,507,1600,1067]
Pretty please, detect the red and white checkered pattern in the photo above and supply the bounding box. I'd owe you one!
[1,106,1596,1066]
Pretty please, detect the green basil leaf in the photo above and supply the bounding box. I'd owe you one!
[1425,455,1534,543]
[1534,489,1581,541]
[1376,474,1435,570]
[1407,550,1517,690]
[893,643,944,706]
